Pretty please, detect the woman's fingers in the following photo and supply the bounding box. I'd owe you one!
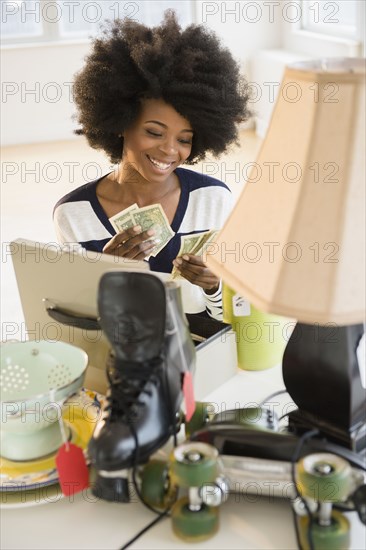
[115,228,157,257]
[179,254,206,267]
[103,226,158,259]
[173,254,220,290]
[123,238,157,260]
[103,225,141,253]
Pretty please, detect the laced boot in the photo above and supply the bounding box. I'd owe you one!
[88,272,195,502]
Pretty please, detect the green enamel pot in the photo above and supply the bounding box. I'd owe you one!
[1,340,88,460]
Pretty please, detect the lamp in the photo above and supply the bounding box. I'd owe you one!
[206,58,366,452]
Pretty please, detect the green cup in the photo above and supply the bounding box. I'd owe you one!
[223,284,290,371]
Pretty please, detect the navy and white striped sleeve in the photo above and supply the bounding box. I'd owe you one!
[203,280,224,320]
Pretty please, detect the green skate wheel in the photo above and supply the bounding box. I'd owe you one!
[140,460,176,510]
[298,510,350,550]
[170,442,218,488]
[171,496,219,542]
[185,402,213,438]
[297,453,352,502]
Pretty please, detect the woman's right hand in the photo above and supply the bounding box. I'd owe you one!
[103,225,158,260]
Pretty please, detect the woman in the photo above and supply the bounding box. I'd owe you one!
[54,11,250,319]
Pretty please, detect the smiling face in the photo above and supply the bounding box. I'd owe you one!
[121,98,193,185]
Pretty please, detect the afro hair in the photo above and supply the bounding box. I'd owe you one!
[73,10,251,164]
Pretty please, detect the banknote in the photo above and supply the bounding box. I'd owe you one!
[179,233,205,257]
[132,204,175,257]
[171,230,218,279]
[192,230,218,256]
[109,203,139,233]
[109,203,174,257]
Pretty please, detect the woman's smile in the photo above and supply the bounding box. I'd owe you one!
[146,154,175,172]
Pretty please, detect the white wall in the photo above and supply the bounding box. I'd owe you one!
[1,2,283,147]
[194,1,282,71]
[1,41,89,145]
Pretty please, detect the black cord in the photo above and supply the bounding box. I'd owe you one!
[291,506,304,550]
[119,509,170,550]
[258,389,289,408]
[164,359,179,449]
[118,419,174,550]
[291,429,319,550]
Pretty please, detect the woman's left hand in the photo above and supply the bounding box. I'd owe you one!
[172,254,220,293]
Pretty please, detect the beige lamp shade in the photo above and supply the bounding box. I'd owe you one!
[207,58,365,325]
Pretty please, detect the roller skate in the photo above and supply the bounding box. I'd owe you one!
[294,452,365,550]
[140,441,229,541]
[88,272,195,502]
[138,443,365,545]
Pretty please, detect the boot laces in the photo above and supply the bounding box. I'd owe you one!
[105,358,163,423]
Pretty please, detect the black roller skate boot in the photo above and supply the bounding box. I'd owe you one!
[88,272,196,502]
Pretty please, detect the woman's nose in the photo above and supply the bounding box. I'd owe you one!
[158,137,177,156]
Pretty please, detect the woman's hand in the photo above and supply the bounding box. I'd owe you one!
[172,254,220,293]
[103,225,158,260]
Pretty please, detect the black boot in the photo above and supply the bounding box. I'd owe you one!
[88,272,195,502]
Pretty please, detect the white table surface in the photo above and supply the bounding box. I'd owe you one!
[1,365,365,550]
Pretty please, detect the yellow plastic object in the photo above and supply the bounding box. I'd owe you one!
[223,284,290,370]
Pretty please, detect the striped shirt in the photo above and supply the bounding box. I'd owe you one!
[53,167,233,320]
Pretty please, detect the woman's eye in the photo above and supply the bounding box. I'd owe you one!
[146,129,192,145]
[146,130,162,137]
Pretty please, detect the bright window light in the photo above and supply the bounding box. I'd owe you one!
[1,1,194,44]
[301,0,358,39]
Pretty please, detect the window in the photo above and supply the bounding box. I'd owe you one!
[300,0,358,39]
[1,0,195,45]
[1,1,43,40]
[283,1,364,58]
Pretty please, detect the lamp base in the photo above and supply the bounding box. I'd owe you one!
[287,409,366,453]
[282,322,366,453]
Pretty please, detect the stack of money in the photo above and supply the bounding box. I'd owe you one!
[171,230,218,279]
[109,203,175,257]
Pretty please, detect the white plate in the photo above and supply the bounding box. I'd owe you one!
[0,482,64,509]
